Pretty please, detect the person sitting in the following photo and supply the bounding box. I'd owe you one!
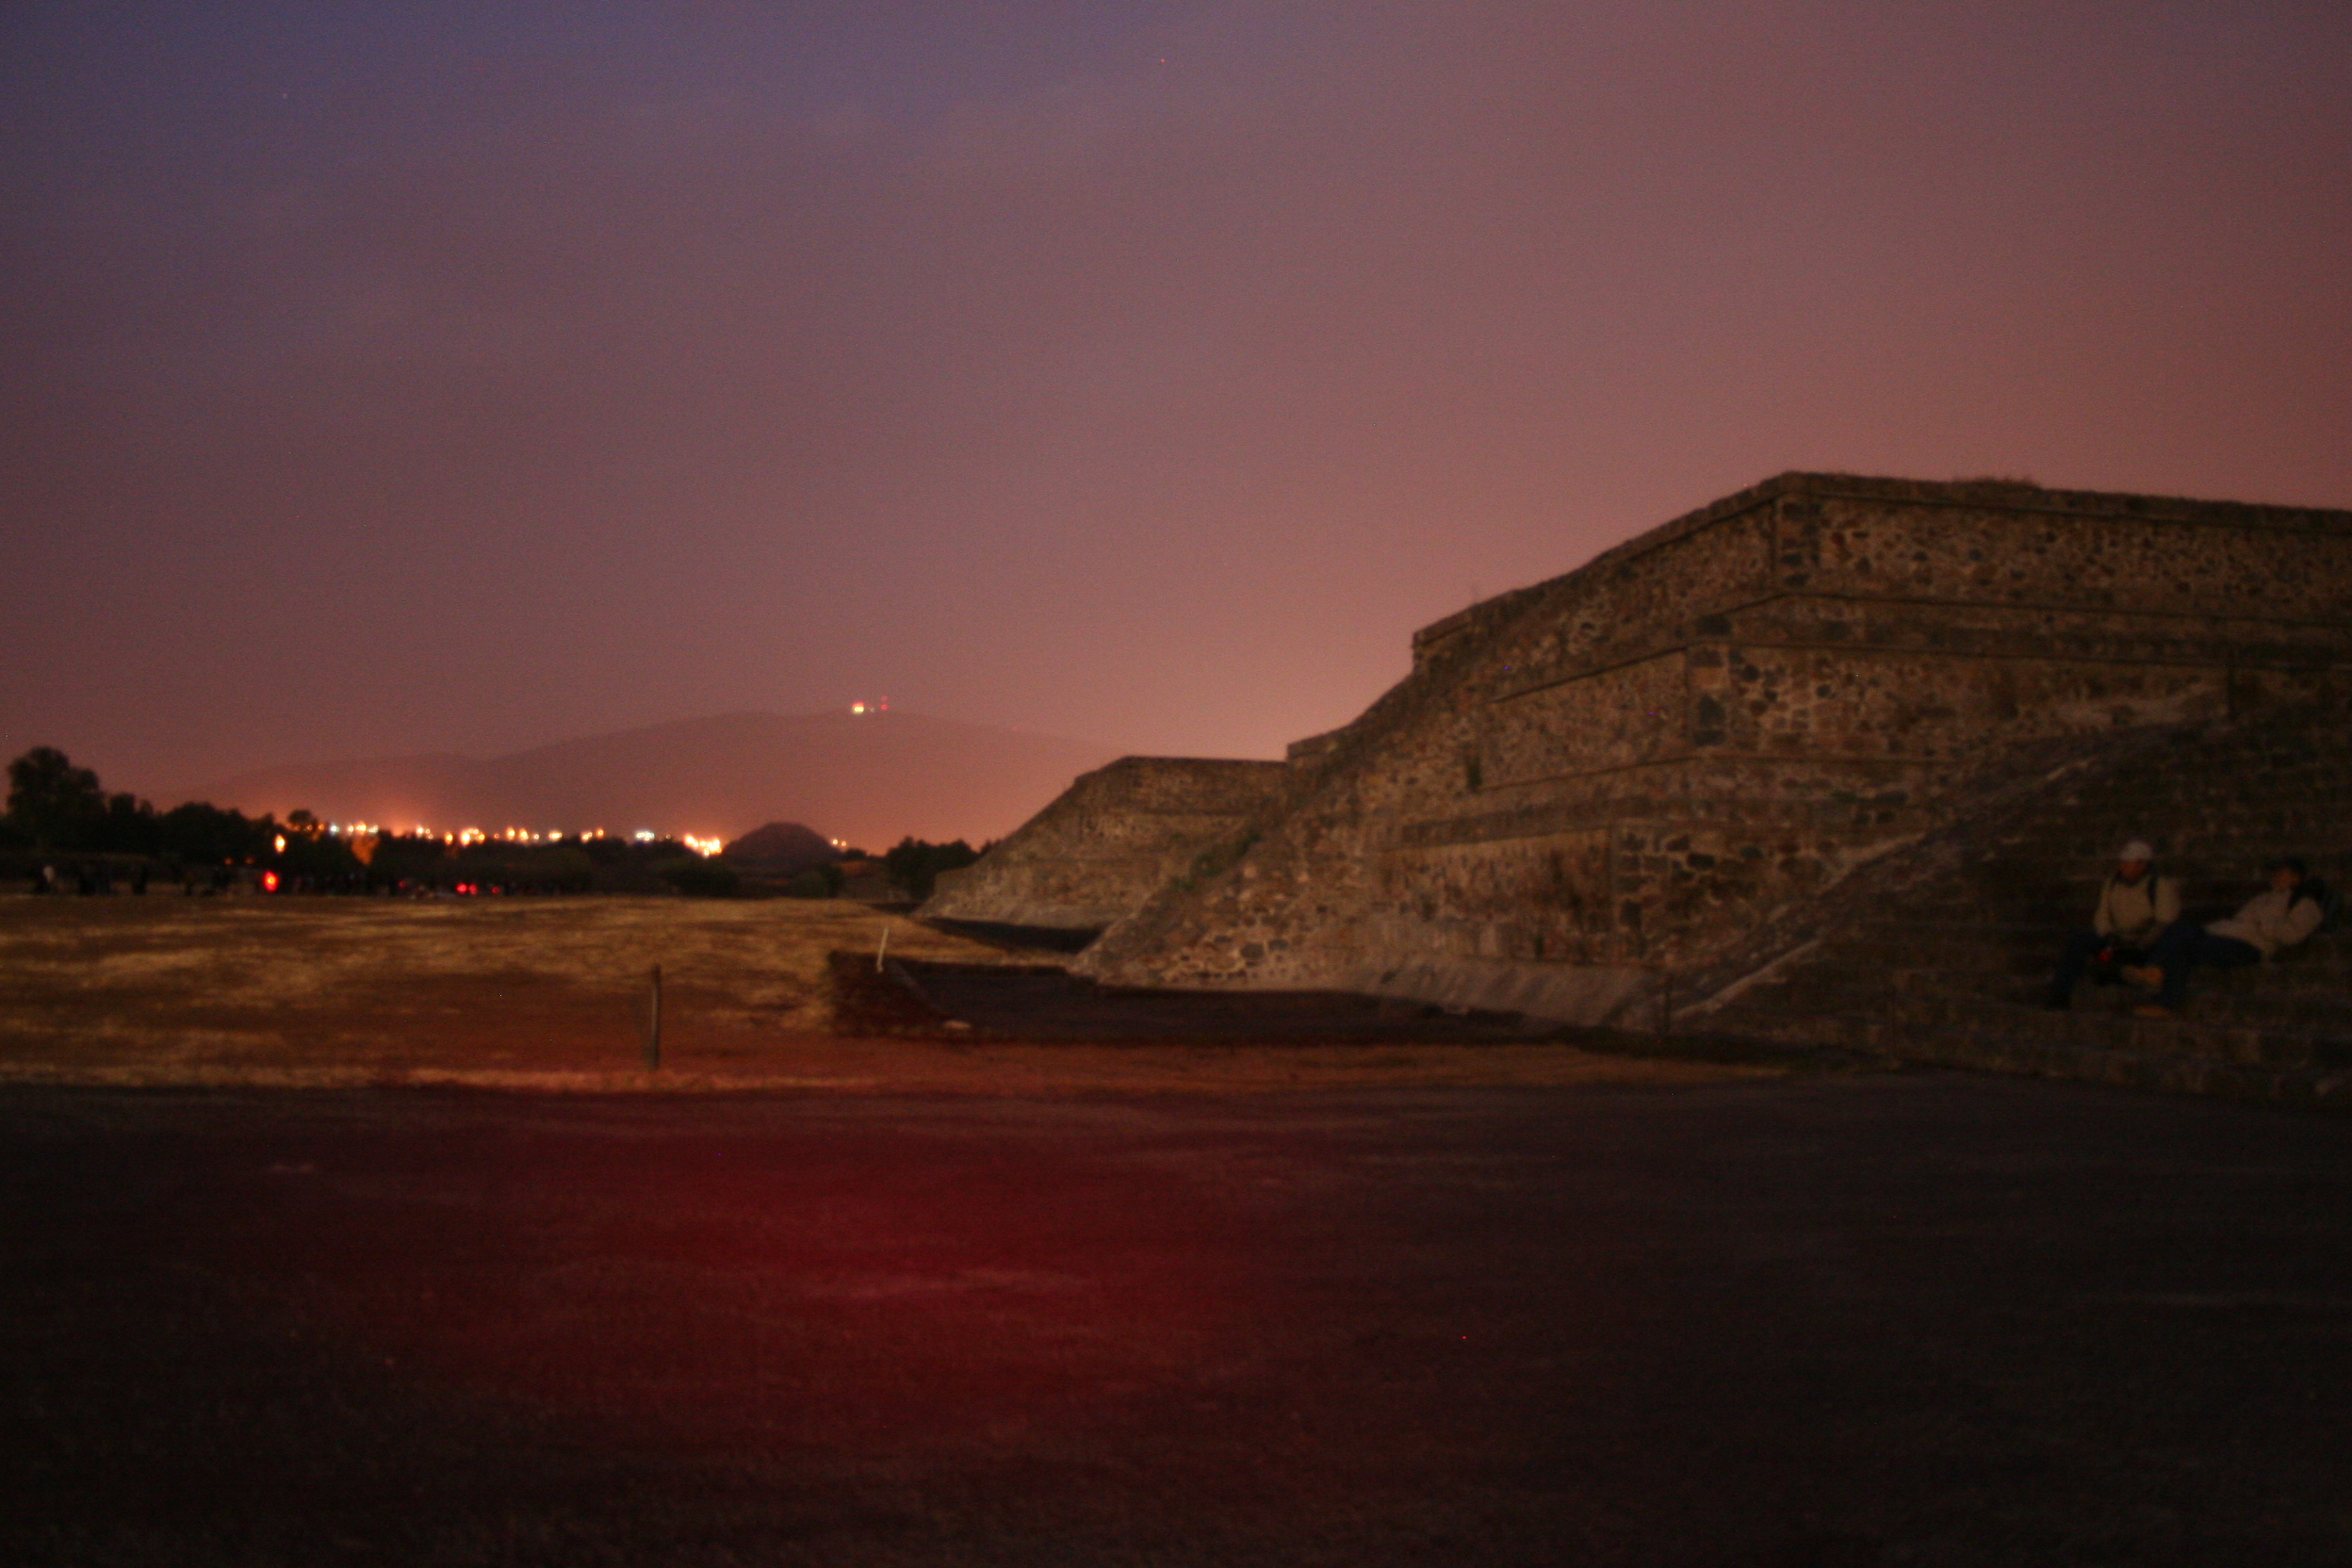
[2043,840,2178,1009]
[2125,858,2327,1019]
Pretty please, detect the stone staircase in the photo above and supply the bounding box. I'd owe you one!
[1683,696,2352,1106]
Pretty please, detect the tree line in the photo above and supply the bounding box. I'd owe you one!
[6,744,988,900]
[5,746,282,864]
[3,745,702,894]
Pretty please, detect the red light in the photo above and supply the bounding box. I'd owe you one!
[262,871,279,892]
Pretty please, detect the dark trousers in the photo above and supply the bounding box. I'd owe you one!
[2146,920,2261,1010]
[2050,931,2148,1000]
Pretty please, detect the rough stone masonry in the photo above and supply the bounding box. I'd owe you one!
[928,473,2352,1024]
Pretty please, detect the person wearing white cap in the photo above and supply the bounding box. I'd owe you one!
[2042,841,2179,1009]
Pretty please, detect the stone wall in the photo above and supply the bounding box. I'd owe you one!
[1674,692,2352,1105]
[1070,473,2352,1021]
[921,757,1287,934]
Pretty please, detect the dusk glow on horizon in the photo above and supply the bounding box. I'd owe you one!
[5,3,2346,799]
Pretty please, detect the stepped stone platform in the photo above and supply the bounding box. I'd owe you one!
[923,756,1285,937]
[1681,695,2352,1108]
[925,473,2351,1094]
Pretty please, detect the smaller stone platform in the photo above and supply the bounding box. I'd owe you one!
[921,756,1286,934]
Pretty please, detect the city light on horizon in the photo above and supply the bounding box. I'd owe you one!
[299,822,720,853]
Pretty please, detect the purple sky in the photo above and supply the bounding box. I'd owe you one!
[6,1,2348,797]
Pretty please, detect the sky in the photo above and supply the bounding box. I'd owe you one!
[5,1,2348,797]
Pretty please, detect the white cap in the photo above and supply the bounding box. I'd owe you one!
[2118,841,2154,863]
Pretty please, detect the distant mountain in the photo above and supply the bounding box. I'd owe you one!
[179,711,1118,850]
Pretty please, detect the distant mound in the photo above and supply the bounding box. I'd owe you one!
[724,822,837,874]
[181,711,1117,848]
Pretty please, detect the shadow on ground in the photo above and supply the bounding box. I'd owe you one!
[894,958,1556,1043]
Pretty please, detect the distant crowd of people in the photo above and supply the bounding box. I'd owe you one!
[29,861,155,896]
[2044,841,2329,1019]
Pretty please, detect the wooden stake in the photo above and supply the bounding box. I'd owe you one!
[645,964,662,1070]
[876,922,890,972]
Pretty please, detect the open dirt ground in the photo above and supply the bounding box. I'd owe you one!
[0,897,1754,1093]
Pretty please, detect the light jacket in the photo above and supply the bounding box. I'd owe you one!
[2092,873,2180,945]
[2207,889,2325,958]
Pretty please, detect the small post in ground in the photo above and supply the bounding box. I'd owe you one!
[876,921,890,973]
[645,964,662,1071]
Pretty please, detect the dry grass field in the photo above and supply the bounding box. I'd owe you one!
[0,893,1762,1093]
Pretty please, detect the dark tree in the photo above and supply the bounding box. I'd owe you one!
[657,857,741,898]
[882,837,981,901]
[783,864,844,899]
[277,830,363,881]
[99,792,160,856]
[363,830,453,888]
[154,801,274,866]
[7,746,106,849]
